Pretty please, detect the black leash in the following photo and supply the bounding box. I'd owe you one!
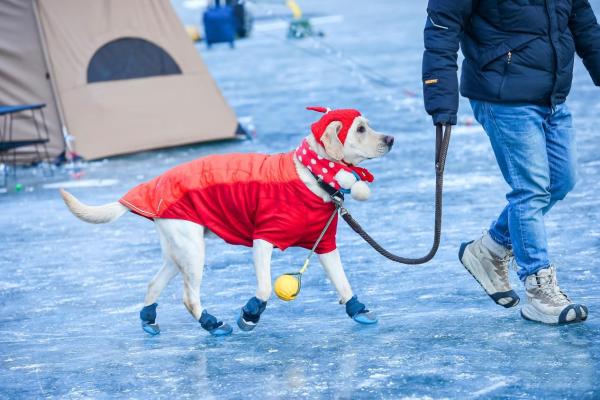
[314,124,452,265]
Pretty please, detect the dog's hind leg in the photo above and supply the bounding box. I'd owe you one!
[139,228,180,335]
[156,218,232,336]
[139,260,177,335]
[237,239,273,332]
[144,258,178,306]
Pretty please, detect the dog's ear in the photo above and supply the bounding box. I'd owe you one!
[321,121,344,161]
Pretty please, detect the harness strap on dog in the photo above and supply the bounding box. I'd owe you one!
[310,170,345,203]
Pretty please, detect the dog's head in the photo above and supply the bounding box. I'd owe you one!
[319,116,394,165]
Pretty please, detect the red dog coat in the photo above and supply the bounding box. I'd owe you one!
[119,152,338,254]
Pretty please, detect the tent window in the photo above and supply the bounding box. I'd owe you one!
[87,38,182,83]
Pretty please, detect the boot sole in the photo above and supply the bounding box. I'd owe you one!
[237,310,257,332]
[459,241,520,308]
[521,303,588,325]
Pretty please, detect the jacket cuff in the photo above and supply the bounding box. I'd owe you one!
[432,113,457,126]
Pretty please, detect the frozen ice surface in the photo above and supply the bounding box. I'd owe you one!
[2,0,600,398]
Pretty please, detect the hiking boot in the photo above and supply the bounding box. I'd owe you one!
[521,266,588,324]
[459,232,520,308]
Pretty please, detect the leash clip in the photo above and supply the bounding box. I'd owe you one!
[331,194,344,209]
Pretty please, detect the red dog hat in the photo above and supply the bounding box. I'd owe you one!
[307,106,362,144]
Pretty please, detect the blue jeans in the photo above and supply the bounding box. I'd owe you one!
[470,100,577,281]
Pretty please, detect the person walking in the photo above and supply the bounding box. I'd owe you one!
[422,0,600,324]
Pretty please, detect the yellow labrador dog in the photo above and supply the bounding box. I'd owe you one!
[61,107,394,336]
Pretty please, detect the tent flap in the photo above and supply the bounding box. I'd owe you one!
[61,75,237,159]
[0,0,64,163]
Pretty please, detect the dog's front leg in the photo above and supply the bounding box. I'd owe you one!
[317,249,353,303]
[318,249,378,325]
[237,239,273,331]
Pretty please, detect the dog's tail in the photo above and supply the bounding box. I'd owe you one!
[60,189,128,224]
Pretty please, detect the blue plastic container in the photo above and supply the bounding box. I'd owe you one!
[203,3,236,48]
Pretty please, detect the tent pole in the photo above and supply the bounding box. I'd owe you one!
[32,0,72,158]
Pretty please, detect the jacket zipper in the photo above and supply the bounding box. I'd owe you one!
[497,51,512,99]
[545,0,558,109]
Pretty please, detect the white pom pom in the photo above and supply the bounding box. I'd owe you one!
[335,170,357,189]
[350,181,370,201]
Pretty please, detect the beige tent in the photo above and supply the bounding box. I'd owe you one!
[0,0,238,162]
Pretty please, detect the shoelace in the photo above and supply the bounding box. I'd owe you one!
[481,231,514,280]
[496,253,512,281]
[534,267,571,304]
[490,248,514,281]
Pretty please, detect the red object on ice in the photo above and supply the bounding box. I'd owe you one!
[306,106,362,144]
[119,152,338,254]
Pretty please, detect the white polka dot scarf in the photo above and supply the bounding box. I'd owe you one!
[294,138,374,190]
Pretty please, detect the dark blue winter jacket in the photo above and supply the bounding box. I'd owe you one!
[422,0,600,125]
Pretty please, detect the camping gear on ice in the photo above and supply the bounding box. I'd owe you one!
[226,0,252,38]
[0,0,239,162]
[185,25,202,42]
[0,104,52,187]
[286,0,321,39]
[203,0,236,48]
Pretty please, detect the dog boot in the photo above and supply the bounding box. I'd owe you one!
[521,266,588,324]
[140,303,160,335]
[459,231,520,308]
[199,310,233,336]
[237,296,267,331]
[345,295,378,325]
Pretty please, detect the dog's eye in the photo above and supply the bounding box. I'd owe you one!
[357,126,366,133]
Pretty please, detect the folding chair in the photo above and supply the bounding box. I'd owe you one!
[0,104,52,188]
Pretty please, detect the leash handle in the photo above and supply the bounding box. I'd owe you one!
[339,124,452,265]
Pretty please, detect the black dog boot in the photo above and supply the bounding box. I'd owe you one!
[199,310,233,336]
[237,296,267,331]
[140,303,160,335]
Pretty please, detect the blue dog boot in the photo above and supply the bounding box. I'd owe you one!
[199,310,233,336]
[353,311,378,324]
[237,296,267,332]
[140,303,160,335]
[345,295,378,325]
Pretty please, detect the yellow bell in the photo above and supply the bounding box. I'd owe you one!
[274,273,301,301]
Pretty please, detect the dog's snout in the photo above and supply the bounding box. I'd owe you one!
[384,135,395,148]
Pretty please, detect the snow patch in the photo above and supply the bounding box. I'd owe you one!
[105,304,143,315]
[0,281,21,291]
[472,379,511,397]
[43,179,119,189]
